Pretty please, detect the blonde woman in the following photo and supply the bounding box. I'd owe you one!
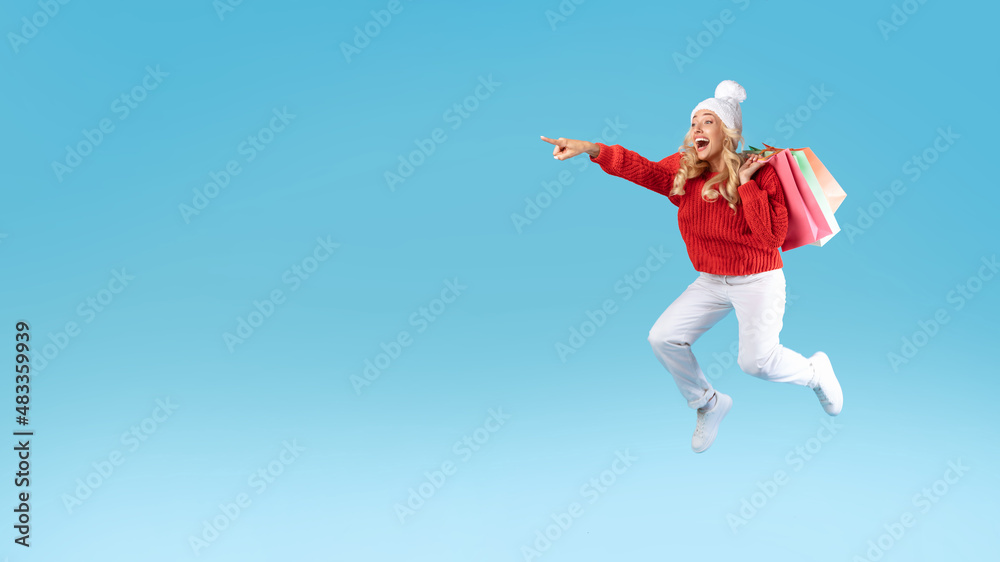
[540,80,843,453]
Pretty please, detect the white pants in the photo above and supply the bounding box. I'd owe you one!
[647,268,816,410]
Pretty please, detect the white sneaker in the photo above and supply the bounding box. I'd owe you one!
[808,352,843,416]
[692,392,732,453]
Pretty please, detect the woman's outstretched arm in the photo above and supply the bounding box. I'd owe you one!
[540,135,600,160]
[541,136,679,201]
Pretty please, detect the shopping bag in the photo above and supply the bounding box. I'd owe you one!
[755,149,832,251]
[761,144,846,213]
[786,150,840,247]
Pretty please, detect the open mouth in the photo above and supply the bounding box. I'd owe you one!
[695,138,709,152]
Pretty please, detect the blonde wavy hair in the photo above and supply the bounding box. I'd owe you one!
[670,117,747,214]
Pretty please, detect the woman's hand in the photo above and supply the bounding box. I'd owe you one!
[540,136,599,160]
[738,153,772,185]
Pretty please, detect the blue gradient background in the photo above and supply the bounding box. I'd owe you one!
[2,0,997,560]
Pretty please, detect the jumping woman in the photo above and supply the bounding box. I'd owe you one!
[540,80,843,453]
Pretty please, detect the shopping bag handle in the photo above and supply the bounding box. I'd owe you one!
[762,143,810,152]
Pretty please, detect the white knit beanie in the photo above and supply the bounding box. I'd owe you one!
[691,80,747,147]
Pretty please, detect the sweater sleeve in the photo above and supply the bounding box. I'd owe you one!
[590,143,683,206]
[736,163,788,250]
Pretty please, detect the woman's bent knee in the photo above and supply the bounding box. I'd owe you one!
[737,354,767,377]
[648,328,688,351]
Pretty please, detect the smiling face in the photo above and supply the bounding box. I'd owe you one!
[690,110,725,164]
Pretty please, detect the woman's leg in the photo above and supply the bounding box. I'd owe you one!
[648,273,734,409]
[729,269,815,386]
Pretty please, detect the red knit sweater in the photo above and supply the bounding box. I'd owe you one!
[590,143,788,276]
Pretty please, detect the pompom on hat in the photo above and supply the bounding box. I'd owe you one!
[691,80,746,147]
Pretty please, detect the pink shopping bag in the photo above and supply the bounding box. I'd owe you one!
[762,144,846,213]
[764,149,833,251]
